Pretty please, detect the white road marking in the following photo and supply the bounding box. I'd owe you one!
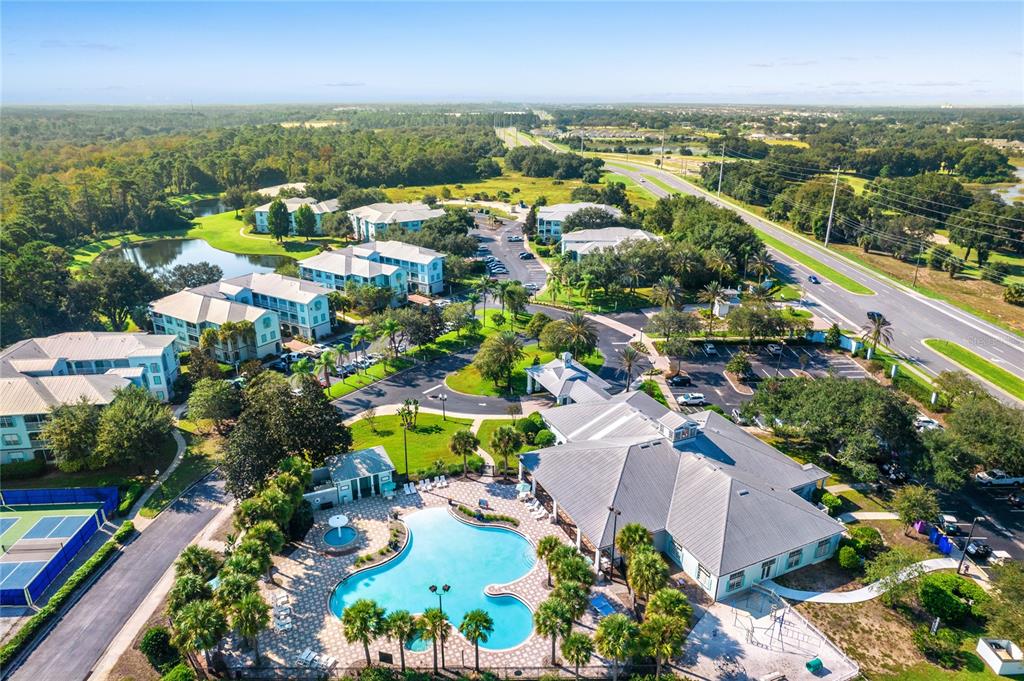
[423,384,442,395]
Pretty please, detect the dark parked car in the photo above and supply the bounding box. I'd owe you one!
[966,540,993,561]
[518,252,535,260]
[267,359,288,372]
[1008,491,1023,509]
[808,275,821,284]
[667,372,691,387]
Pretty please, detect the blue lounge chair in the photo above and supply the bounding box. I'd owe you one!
[590,593,615,618]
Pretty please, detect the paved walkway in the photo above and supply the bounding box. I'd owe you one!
[129,403,189,528]
[763,557,958,603]
[837,511,899,523]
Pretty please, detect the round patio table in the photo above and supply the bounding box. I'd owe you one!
[328,514,349,529]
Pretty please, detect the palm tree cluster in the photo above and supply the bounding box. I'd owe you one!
[167,460,313,674]
[341,598,495,674]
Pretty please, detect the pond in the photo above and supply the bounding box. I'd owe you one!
[188,197,229,217]
[993,166,1024,205]
[119,239,293,279]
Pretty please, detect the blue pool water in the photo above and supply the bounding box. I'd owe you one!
[329,507,535,649]
[324,526,358,547]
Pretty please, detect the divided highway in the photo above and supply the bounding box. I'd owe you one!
[605,159,1024,404]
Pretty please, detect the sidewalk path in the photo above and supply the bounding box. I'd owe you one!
[764,557,958,603]
[838,511,899,523]
[129,403,189,529]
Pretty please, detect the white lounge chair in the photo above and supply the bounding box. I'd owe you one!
[297,649,314,665]
[433,476,442,488]
[418,479,427,492]
[526,499,541,511]
[438,475,447,488]
[275,593,289,606]
[532,508,548,520]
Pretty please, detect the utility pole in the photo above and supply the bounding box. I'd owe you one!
[912,242,925,287]
[660,134,665,168]
[823,168,841,248]
[716,145,726,197]
[956,516,982,575]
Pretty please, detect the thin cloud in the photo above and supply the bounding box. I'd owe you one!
[40,39,121,52]
[323,81,365,88]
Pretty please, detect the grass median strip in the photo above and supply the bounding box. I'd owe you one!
[924,339,1024,401]
[754,228,875,296]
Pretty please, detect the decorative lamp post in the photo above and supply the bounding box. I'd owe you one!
[607,506,622,582]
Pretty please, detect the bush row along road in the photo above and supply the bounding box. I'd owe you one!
[604,159,1024,406]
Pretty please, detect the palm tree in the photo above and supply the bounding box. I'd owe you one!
[175,544,220,580]
[503,283,530,328]
[671,247,703,289]
[616,523,653,566]
[213,572,257,613]
[475,276,495,323]
[698,308,718,338]
[547,277,562,303]
[459,609,495,672]
[289,357,314,388]
[552,553,595,588]
[419,607,450,674]
[551,580,589,622]
[536,535,564,587]
[561,311,598,359]
[697,281,728,312]
[493,331,525,390]
[173,599,228,669]
[466,291,481,317]
[641,614,688,679]
[579,273,595,301]
[314,349,337,386]
[860,312,893,356]
[625,260,644,294]
[647,588,693,624]
[534,597,573,665]
[449,429,480,477]
[650,276,680,311]
[748,251,775,284]
[379,317,402,359]
[232,591,270,663]
[496,280,512,318]
[561,631,595,679]
[594,613,640,681]
[351,325,371,363]
[705,247,735,283]
[743,285,773,306]
[617,346,642,391]
[342,599,386,666]
[626,548,669,617]
[385,609,418,673]
[489,425,523,479]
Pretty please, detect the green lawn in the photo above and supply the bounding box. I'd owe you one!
[773,284,803,302]
[167,191,221,207]
[924,339,1024,401]
[600,173,655,209]
[542,286,655,313]
[385,170,587,206]
[349,413,475,476]
[140,434,220,518]
[476,419,539,458]
[637,173,680,195]
[639,380,668,406]
[447,344,604,397]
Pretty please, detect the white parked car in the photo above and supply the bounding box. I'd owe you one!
[703,343,718,356]
[975,469,1024,487]
[677,392,707,406]
[766,343,783,355]
[914,415,943,432]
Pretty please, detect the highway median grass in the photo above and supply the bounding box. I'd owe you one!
[924,339,1024,401]
[754,228,875,296]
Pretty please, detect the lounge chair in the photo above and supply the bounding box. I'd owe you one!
[518,491,532,501]
[479,498,490,509]
[321,656,338,670]
[532,509,548,520]
[275,593,289,606]
[418,479,427,492]
[297,648,314,665]
[276,621,293,631]
[439,475,448,488]
[526,499,541,511]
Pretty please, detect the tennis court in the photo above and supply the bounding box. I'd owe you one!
[0,503,104,606]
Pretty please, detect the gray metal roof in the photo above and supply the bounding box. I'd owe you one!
[524,406,842,578]
[525,353,611,402]
[325,446,395,482]
[0,374,130,417]
[0,333,174,377]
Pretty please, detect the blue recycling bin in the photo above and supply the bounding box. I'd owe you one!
[929,527,939,544]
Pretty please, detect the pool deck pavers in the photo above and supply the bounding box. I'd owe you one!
[250,476,614,674]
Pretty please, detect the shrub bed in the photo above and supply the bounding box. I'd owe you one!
[0,520,136,667]
[456,505,519,527]
[117,481,146,515]
[0,458,47,479]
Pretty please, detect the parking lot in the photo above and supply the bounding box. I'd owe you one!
[662,342,871,413]
[471,218,547,290]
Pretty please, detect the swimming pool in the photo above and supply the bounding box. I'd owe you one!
[329,507,536,649]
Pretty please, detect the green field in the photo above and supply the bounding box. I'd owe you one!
[139,434,220,519]
[349,413,475,476]
[446,344,603,397]
[476,419,539,458]
[924,339,1024,401]
[754,228,875,295]
[542,285,655,313]
[0,504,100,553]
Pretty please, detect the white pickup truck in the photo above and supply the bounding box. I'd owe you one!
[975,469,1024,487]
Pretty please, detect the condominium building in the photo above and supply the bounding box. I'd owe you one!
[190,273,333,340]
[299,250,407,296]
[535,202,622,242]
[0,331,181,464]
[560,226,661,259]
[347,202,445,241]
[253,197,340,235]
[348,241,446,294]
[150,290,281,362]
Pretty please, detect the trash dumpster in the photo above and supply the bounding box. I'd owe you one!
[806,657,823,673]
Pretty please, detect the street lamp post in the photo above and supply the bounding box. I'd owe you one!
[607,506,621,583]
[429,584,451,668]
[957,517,983,575]
[438,393,448,421]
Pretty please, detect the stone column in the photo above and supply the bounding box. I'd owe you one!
[594,546,601,568]
[518,460,523,481]
[576,527,582,550]
[531,478,537,494]
[552,500,558,524]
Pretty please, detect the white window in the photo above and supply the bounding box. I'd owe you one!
[3,434,22,446]
[815,538,832,558]
[786,549,803,570]
[727,571,745,592]
[696,564,713,590]
[0,416,14,428]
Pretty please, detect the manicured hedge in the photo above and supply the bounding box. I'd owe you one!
[118,481,146,516]
[0,458,46,479]
[0,521,135,667]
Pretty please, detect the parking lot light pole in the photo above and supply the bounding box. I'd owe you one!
[438,393,448,421]
[774,347,785,377]
[607,506,621,583]
[957,516,982,574]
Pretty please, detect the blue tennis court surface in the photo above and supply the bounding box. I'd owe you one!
[0,561,47,589]
[23,515,89,540]
[0,518,18,536]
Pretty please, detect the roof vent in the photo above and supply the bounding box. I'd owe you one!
[737,489,749,497]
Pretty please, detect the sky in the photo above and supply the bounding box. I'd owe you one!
[2,1,1022,106]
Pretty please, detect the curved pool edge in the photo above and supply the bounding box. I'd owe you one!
[329,506,539,652]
